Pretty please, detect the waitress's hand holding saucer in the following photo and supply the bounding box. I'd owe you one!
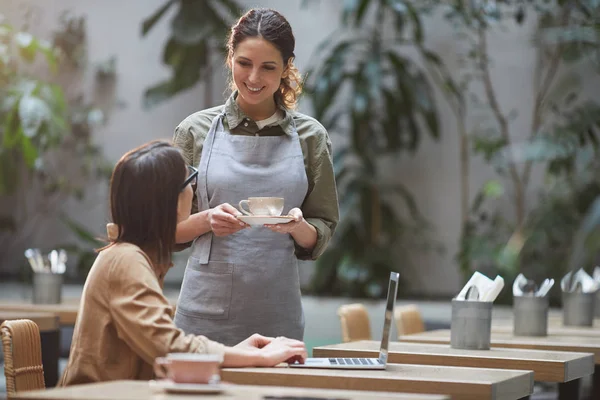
[265,207,303,233]
[209,203,249,236]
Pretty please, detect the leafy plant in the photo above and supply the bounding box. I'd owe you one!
[141,0,243,108]
[304,0,443,297]
[0,10,115,278]
[424,0,600,302]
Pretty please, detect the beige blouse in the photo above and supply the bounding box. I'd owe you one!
[59,241,225,386]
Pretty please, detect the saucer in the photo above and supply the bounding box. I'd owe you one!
[237,215,295,226]
[150,379,227,394]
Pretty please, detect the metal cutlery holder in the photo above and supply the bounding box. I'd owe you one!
[562,291,595,327]
[450,299,492,350]
[33,272,62,304]
[513,295,548,336]
[596,290,600,318]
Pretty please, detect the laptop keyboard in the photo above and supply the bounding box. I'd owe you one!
[328,358,381,365]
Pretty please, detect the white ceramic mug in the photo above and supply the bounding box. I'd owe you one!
[238,197,284,216]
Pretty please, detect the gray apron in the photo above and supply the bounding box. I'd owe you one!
[174,112,308,346]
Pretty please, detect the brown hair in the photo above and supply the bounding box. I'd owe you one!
[105,140,186,266]
[226,8,302,109]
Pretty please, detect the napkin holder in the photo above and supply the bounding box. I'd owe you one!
[450,299,492,350]
[513,295,548,336]
[562,290,596,327]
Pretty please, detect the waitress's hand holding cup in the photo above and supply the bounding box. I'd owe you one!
[238,197,284,216]
[153,353,222,384]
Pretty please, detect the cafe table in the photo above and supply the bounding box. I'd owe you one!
[221,363,533,400]
[0,300,79,325]
[399,329,600,400]
[0,295,179,326]
[12,380,450,400]
[492,317,600,337]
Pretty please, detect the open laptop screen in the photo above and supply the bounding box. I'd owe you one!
[378,272,399,365]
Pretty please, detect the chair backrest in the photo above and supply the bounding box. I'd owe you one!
[337,303,371,343]
[1,319,46,397]
[394,304,425,335]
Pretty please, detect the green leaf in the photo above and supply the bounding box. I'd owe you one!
[354,0,372,26]
[170,1,220,45]
[342,0,360,26]
[483,180,504,197]
[18,94,51,137]
[15,31,38,63]
[141,0,176,36]
[60,214,103,246]
[20,135,37,169]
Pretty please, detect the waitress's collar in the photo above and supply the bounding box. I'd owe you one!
[224,91,295,136]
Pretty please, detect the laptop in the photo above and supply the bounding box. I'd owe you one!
[289,271,399,370]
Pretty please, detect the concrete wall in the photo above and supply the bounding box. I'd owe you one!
[1,0,574,297]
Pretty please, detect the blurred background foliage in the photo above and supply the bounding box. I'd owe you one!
[434,0,600,305]
[141,0,600,301]
[4,0,599,301]
[0,8,118,280]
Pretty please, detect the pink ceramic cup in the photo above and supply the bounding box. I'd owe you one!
[153,353,223,384]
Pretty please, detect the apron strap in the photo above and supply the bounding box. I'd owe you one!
[193,112,225,264]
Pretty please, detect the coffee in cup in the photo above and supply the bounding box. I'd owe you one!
[153,353,222,384]
[238,197,284,216]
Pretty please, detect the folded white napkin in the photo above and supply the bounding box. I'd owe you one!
[561,268,600,293]
[513,273,555,297]
[456,271,505,302]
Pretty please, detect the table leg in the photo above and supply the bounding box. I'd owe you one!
[590,365,600,400]
[558,378,580,400]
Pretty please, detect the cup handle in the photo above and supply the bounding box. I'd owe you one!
[153,357,170,379]
[238,200,252,216]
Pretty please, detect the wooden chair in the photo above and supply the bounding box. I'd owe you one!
[394,304,425,335]
[337,304,371,342]
[1,319,46,397]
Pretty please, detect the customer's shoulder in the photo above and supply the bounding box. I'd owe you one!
[98,243,153,276]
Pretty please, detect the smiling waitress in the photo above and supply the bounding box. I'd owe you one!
[172,8,339,346]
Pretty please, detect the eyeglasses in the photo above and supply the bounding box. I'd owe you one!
[182,165,198,191]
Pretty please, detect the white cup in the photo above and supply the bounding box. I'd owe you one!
[238,197,284,216]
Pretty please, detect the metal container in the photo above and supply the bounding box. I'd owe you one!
[32,272,62,304]
[562,291,595,327]
[450,299,492,350]
[513,295,548,336]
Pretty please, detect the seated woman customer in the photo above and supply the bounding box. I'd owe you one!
[60,140,306,386]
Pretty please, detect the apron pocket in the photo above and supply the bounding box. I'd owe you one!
[177,258,233,320]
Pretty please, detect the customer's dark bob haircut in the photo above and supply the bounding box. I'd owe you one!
[107,140,186,266]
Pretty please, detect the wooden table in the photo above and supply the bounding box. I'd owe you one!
[12,380,450,400]
[399,330,600,363]
[0,296,179,326]
[0,300,80,325]
[492,319,600,337]
[399,329,600,400]
[221,364,533,400]
[313,340,593,383]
